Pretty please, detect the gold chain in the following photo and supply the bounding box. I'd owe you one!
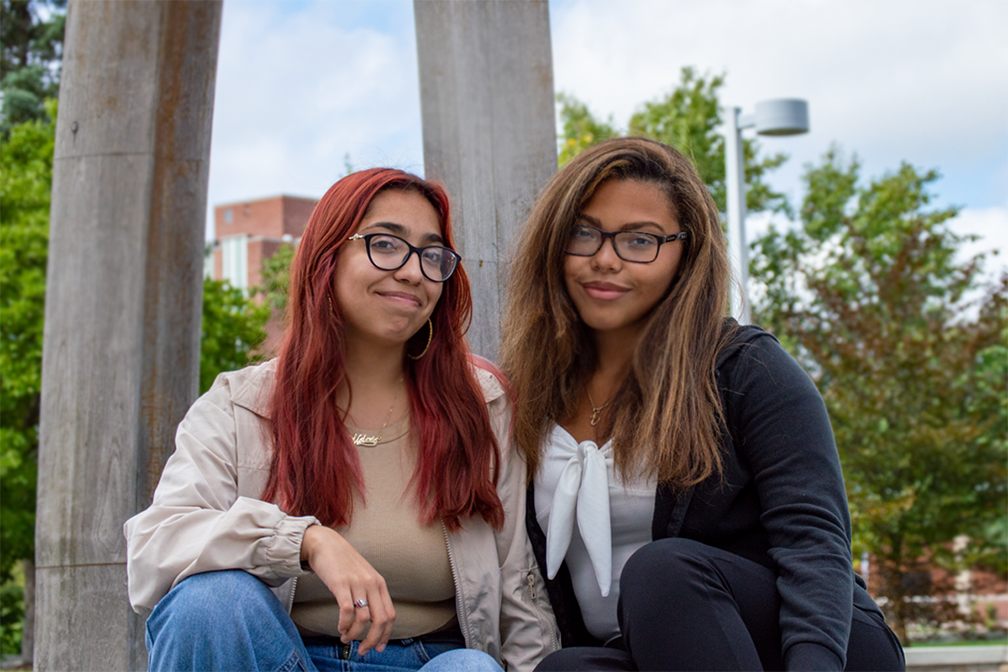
[586,387,612,427]
[351,382,402,446]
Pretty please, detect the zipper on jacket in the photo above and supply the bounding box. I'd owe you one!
[286,576,298,612]
[441,520,473,649]
[526,569,559,652]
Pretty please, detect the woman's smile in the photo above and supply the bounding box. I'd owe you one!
[376,289,423,308]
[581,280,631,301]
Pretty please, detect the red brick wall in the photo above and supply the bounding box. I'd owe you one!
[281,196,317,238]
[215,195,316,241]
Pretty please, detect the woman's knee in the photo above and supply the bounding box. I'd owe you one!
[147,570,282,639]
[845,608,906,671]
[420,648,504,672]
[146,570,308,672]
[621,538,712,594]
[535,647,636,671]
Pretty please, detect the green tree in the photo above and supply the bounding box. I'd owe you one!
[752,147,1008,642]
[254,242,296,317]
[199,279,270,394]
[0,102,53,657]
[557,92,617,167]
[1,0,65,135]
[557,67,789,216]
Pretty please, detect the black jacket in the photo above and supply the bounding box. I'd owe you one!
[526,323,884,670]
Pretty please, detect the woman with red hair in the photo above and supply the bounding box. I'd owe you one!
[125,169,557,672]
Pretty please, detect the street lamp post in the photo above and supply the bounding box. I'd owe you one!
[725,98,809,324]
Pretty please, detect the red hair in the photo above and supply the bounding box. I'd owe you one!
[263,168,505,531]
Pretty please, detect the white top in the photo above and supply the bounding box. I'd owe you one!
[534,424,657,642]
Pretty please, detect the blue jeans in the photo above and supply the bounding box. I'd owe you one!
[146,570,504,672]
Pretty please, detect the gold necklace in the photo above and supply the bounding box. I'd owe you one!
[351,383,402,447]
[586,387,612,427]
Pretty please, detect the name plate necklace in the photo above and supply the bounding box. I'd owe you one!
[351,381,402,447]
[586,387,612,428]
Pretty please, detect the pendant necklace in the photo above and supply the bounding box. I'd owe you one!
[586,387,612,427]
[351,382,402,447]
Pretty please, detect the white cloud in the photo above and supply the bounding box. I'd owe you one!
[553,0,1008,139]
[948,206,1008,277]
[207,1,423,238]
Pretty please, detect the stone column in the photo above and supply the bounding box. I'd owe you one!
[414,0,557,360]
[34,1,222,669]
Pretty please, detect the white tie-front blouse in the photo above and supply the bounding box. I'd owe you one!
[534,424,656,642]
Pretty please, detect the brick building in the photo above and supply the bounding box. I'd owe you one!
[207,194,317,290]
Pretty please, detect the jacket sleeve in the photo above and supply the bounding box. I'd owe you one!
[123,372,318,614]
[489,394,560,672]
[726,333,853,671]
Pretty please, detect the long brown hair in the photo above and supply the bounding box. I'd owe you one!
[500,137,735,486]
[264,168,505,531]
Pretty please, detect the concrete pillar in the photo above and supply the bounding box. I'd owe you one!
[414,0,557,360]
[34,1,222,669]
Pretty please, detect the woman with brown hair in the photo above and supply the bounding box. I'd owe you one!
[501,137,904,671]
[125,168,555,672]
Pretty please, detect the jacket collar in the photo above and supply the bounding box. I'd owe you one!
[230,359,276,417]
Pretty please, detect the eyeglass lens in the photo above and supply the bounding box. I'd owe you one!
[367,234,458,281]
[566,224,664,263]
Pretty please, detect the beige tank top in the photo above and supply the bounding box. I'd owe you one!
[290,414,457,639]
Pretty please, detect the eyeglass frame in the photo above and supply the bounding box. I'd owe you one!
[347,232,461,283]
[564,223,689,263]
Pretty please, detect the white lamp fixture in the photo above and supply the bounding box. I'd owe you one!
[725,98,809,324]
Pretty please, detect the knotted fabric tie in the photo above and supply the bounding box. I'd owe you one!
[545,427,613,597]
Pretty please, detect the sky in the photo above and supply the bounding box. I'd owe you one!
[207,0,1008,276]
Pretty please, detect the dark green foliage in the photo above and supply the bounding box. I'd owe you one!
[0,578,24,655]
[1,0,65,135]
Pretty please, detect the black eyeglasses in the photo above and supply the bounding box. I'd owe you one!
[565,223,688,263]
[347,232,461,282]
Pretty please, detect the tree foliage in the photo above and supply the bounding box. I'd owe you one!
[199,279,270,394]
[0,102,53,656]
[254,242,296,317]
[752,146,1008,640]
[557,92,617,167]
[558,67,789,216]
[1,0,65,135]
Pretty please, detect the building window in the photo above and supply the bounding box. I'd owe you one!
[221,235,248,291]
[224,208,233,224]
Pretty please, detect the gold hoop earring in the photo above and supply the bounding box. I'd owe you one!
[408,318,433,360]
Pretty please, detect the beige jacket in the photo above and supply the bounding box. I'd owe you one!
[124,360,558,671]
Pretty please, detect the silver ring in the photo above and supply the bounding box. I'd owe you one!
[354,598,368,609]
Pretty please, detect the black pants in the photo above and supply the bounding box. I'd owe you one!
[536,538,905,671]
